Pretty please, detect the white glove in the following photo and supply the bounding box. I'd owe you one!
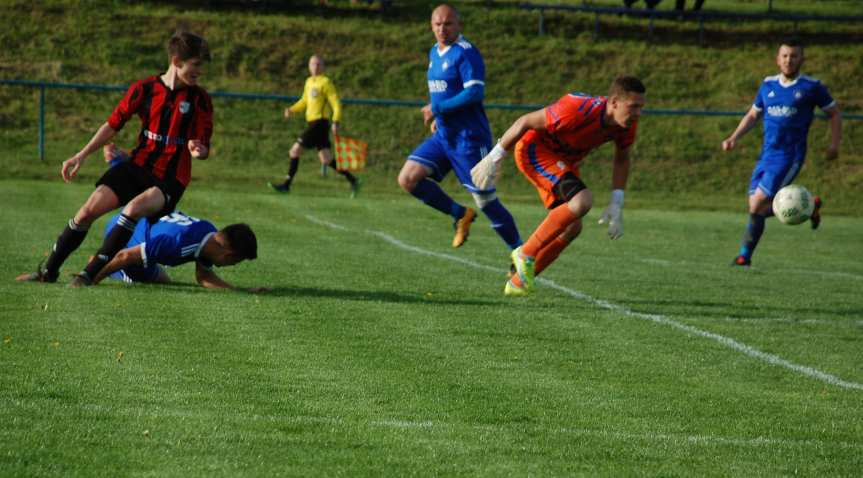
[598,189,624,240]
[470,143,507,190]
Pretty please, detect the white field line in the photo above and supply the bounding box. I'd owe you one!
[306,215,863,392]
[716,317,863,327]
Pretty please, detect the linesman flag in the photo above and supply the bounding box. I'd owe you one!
[334,135,367,171]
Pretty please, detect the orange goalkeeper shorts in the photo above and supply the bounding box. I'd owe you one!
[514,140,581,209]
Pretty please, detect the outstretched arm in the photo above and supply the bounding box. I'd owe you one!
[62,122,117,182]
[611,144,631,191]
[823,104,841,160]
[195,262,268,293]
[597,145,632,240]
[469,108,546,190]
[721,106,762,152]
[498,108,547,151]
[92,245,143,284]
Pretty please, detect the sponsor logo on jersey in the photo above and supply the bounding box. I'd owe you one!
[767,105,798,118]
[428,80,448,93]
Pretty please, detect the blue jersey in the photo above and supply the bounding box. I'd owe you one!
[427,35,492,144]
[753,74,834,163]
[104,211,217,269]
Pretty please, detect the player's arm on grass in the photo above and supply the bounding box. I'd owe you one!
[721,106,762,151]
[470,108,546,190]
[195,262,267,293]
[823,104,841,160]
[62,122,117,182]
[92,245,143,284]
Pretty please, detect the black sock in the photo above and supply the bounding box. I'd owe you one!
[285,157,300,186]
[328,162,356,184]
[81,214,137,280]
[43,219,90,277]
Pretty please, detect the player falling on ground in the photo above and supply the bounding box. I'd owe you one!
[722,38,841,267]
[91,211,265,292]
[269,55,360,198]
[397,3,522,250]
[16,32,213,287]
[471,76,646,296]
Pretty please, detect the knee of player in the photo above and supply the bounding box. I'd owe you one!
[289,143,303,157]
[397,170,417,192]
[73,210,98,227]
[567,189,593,216]
[471,191,497,209]
[125,188,168,218]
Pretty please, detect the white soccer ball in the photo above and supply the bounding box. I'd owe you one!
[772,184,815,225]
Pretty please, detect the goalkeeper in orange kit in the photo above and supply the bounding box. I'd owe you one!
[471,76,646,296]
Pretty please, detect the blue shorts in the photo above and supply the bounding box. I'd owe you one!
[109,265,163,283]
[749,159,803,198]
[407,134,493,193]
[103,214,162,283]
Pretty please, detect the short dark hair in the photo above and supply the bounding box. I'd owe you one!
[222,223,257,260]
[609,76,646,98]
[780,37,804,52]
[167,32,211,62]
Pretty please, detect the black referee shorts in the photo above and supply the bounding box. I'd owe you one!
[297,119,332,150]
[96,161,185,222]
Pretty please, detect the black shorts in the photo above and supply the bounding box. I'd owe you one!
[548,172,588,209]
[298,119,331,150]
[95,161,185,221]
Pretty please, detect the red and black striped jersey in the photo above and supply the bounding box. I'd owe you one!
[108,75,213,187]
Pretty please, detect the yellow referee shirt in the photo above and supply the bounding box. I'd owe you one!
[288,75,342,123]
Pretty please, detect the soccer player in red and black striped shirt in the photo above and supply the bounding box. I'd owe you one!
[16,32,214,286]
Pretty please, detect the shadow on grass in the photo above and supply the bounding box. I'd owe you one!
[123,280,498,307]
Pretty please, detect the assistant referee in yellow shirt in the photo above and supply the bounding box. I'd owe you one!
[270,55,360,197]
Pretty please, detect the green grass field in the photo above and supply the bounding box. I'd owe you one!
[2,1,862,474]
[2,178,861,476]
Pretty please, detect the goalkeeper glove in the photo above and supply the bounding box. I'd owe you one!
[598,189,624,240]
[470,142,507,190]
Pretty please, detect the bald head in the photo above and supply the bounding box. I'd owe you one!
[431,4,462,48]
[308,55,324,76]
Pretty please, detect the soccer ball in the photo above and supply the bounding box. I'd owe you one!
[772,184,815,225]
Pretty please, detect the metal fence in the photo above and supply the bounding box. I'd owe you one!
[2,79,860,161]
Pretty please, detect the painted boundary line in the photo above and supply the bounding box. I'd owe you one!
[305,215,863,392]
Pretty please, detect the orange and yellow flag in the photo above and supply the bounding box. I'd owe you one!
[334,135,367,172]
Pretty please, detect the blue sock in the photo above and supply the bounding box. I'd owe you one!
[411,179,465,220]
[481,198,523,250]
[739,213,766,260]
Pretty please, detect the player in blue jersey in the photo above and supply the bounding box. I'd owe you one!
[397,4,522,250]
[721,39,841,267]
[89,211,265,292]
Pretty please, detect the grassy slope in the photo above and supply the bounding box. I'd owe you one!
[1,0,861,213]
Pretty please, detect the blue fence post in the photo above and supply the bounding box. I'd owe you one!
[39,83,46,162]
